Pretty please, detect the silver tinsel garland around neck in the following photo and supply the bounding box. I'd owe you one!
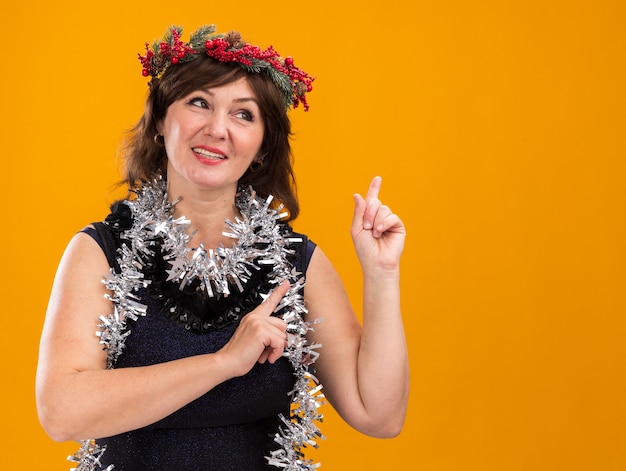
[68,178,325,471]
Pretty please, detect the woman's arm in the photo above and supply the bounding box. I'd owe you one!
[36,232,289,442]
[304,176,409,437]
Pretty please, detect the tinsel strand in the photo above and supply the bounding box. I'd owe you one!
[71,179,324,470]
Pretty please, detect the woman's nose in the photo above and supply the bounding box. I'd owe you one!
[203,113,228,139]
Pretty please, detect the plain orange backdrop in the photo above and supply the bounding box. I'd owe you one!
[2,0,625,469]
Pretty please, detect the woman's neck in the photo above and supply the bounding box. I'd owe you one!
[167,182,241,250]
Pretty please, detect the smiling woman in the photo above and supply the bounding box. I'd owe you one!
[34,23,409,470]
[159,78,265,210]
[123,51,298,222]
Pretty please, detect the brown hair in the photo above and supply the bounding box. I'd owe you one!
[121,55,299,220]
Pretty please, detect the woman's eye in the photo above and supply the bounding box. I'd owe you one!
[188,97,208,108]
[235,110,254,121]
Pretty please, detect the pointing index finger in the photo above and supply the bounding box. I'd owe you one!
[261,280,290,315]
[365,176,382,202]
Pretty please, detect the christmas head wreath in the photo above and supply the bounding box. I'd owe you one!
[139,24,314,111]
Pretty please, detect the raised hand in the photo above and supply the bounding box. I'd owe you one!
[217,281,291,377]
[351,176,406,271]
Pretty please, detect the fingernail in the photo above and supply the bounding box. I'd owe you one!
[363,221,372,229]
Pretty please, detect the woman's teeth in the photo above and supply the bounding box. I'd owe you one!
[193,148,226,159]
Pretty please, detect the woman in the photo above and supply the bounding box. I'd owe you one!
[36,24,409,470]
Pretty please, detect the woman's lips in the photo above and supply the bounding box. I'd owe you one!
[192,147,227,160]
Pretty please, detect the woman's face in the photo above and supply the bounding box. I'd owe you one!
[159,77,265,194]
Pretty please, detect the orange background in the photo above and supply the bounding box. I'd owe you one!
[2,0,625,469]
